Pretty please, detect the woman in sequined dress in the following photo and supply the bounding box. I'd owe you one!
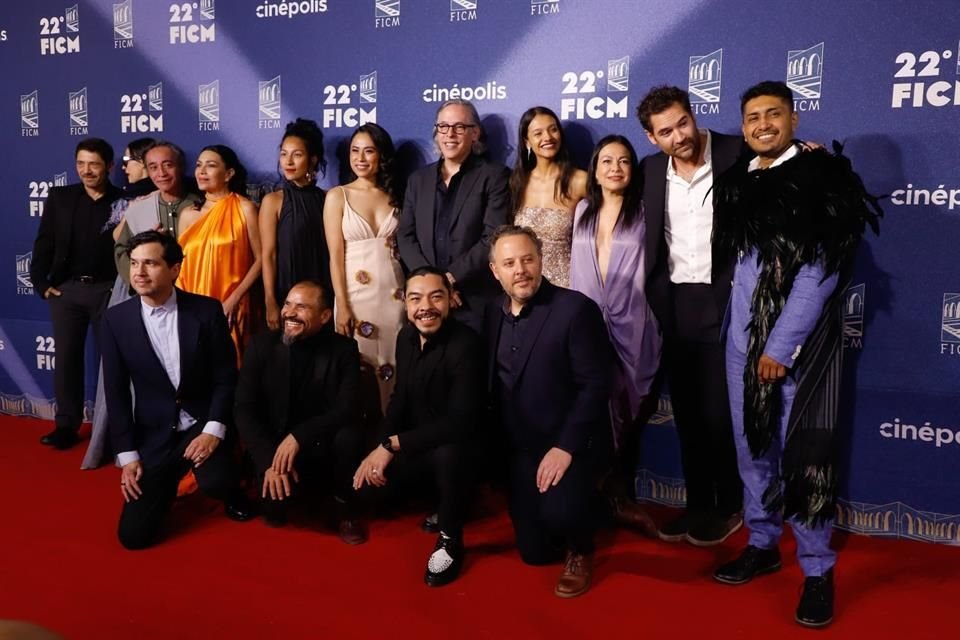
[323,123,404,413]
[510,106,587,288]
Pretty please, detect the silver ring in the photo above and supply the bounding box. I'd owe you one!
[372,469,379,475]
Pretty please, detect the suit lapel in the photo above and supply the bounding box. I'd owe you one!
[273,339,291,429]
[512,289,553,382]
[448,160,483,234]
[176,291,198,391]
[127,298,175,393]
[644,154,668,277]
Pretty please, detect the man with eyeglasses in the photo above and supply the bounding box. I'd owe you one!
[30,137,122,450]
[398,99,510,332]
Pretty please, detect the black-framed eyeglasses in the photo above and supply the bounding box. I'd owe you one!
[434,122,477,135]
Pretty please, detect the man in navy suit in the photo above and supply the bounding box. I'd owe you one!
[398,99,510,332]
[101,230,252,550]
[485,225,612,599]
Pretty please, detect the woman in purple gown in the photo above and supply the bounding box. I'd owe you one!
[570,135,662,533]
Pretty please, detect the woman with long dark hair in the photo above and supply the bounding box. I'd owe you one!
[510,106,587,288]
[570,134,662,532]
[259,118,330,329]
[177,144,262,358]
[323,123,404,411]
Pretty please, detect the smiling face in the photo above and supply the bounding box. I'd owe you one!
[279,135,314,185]
[434,103,479,164]
[645,102,700,163]
[194,149,234,193]
[742,94,798,164]
[525,113,562,162]
[75,150,111,192]
[144,145,182,198]
[281,283,331,345]
[349,131,381,180]
[404,273,450,339]
[594,141,633,195]
[489,232,543,306]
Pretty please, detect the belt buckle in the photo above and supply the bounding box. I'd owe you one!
[76,275,94,284]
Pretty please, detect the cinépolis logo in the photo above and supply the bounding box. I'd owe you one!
[255,0,327,19]
[40,4,80,55]
[890,183,960,212]
[422,81,506,103]
[880,417,960,448]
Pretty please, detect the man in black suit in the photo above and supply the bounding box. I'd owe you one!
[31,138,122,450]
[353,266,484,587]
[235,280,366,544]
[101,231,252,550]
[485,225,612,599]
[636,86,745,546]
[397,99,510,333]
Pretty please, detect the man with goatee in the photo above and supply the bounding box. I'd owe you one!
[235,280,366,543]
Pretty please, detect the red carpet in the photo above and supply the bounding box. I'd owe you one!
[1,416,955,639]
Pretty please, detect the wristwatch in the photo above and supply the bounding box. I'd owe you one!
[380,437,396,453]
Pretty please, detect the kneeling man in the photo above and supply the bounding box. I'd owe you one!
[102,231,252,550]
[353,266,484,586]
[235,281,366,543]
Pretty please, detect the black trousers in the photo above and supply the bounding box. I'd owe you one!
[47,280,112,431]
[509,449,594,563]
[256,425,365,515]
[666,283,741,519]
[117,424,240,550]
[368,442,476,539]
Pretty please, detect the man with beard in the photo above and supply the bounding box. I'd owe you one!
[636,86,744,544]
[353,266,484,587]
[101,231,253,549]
[235,280,366,543]
[31,137,122,450]
[712,81,880,627]
[485,225,613,598]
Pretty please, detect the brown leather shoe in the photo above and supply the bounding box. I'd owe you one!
[337,518,368,545]
[554,551,593,598]
[611,497,658,537]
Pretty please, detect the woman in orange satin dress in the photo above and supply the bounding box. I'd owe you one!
[177,145,262,360]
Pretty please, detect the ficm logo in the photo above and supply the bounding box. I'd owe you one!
[69,87,88,136]
[120,83,163,133]
[787,42,824,112]
[892,41,960,109]
[113,0,133,48]
[531,0,559,16]
[35,335,55,371]
[688,48,722,115]
[198,80,220,132]
[169,0,215,44]
[28,174,66,217]
[421,81,506,103]
[560,56,630,121]
[259,75,282,129]
[375,0,400,29]
[40,4,80,55]
[941,292,960,355]
[450,0,477,22]
[20,90,39,137]
[16,252,33,296]
[843,283,864,349]
[323,71,377,129]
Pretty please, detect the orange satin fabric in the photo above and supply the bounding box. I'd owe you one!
[177,193,253,360]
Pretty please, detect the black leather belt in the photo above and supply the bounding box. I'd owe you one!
[73,275,96,283]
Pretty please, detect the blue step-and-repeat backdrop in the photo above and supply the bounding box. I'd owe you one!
[0,0,957,543]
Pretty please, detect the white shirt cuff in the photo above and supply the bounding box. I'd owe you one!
[117,451,140,467]
[202,421,227,440]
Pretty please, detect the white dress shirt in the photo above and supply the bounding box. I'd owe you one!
[664,129,714,284]
[116,290,226,466]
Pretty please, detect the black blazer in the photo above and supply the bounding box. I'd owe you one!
[101,289,237,467]
[483,280,613,456]
[380,319,484,456]
[234,328,361,473]
[398,156,510,325]
[641,131,744,334]
[30,182,121,296]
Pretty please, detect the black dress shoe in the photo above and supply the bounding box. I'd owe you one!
[796,569,834,628]
[41,428,80,450]
[421,512,440,534]
[224,496,256,522]
[713,545,782,585]
[424,533,463,587]
[687,512,744,547]
[657,511,700,542]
